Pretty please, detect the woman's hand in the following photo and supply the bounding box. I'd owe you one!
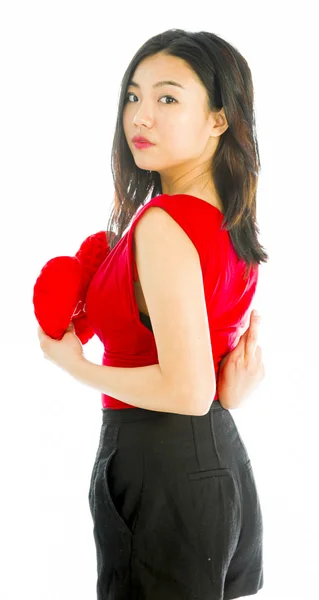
[37,322,84,374]
[217,310,265,410]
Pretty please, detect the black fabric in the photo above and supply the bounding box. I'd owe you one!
[88,401,264,599]
[139,310,153,332]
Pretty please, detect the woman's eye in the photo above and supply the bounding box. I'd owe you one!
[125,93,136,103]
[125,93,176,104]
[160,96,176,104]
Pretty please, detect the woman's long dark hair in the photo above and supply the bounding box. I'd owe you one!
[106,29,269,278]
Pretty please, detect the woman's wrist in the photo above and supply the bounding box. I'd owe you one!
[217,375,241,410]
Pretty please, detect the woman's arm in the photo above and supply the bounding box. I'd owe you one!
[217,310,265,410]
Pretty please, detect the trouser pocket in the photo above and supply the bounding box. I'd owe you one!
[88,455,101,518]
[93,446,145,537]
[187,467,241,565]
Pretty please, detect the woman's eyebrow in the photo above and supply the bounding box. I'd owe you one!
[128,79,185,90]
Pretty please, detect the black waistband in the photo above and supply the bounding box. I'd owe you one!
[101,399,223,424]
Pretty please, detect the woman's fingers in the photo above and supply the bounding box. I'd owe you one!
[219,310,262,370]
[256,345,266,378]
[244,310,261,363]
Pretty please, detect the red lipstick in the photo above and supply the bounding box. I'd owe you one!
[132,135,155,149]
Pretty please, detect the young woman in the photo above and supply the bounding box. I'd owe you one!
[38,28,268,600]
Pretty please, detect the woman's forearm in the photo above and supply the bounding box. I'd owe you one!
[68,357,203,416]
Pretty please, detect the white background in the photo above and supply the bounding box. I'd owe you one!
[1,2,318,599]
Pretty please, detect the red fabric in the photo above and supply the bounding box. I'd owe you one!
[33,231,112,344]
[85,193,259,409]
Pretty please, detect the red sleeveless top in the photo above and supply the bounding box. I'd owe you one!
[85,193,259,409]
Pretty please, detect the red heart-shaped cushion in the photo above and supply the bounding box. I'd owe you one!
[33,231,114,344]
[75,230,113,295]
[72,310,95,344]
[33,256,82,340]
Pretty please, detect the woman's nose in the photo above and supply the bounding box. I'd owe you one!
[133,106,154,127]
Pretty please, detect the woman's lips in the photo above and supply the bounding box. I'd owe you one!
[133,141,155,149]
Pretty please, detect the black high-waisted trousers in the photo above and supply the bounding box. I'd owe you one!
[88,399,264,600]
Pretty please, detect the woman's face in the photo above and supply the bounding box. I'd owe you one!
[122,52,225,185]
